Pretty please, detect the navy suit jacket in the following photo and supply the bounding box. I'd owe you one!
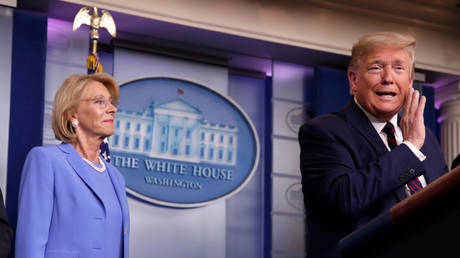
[299,98,447,258]
[16,143,130,258]
[0,188,12,257]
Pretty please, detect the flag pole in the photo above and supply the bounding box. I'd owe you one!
[73,6,117,162]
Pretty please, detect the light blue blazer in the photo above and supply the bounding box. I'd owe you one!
[15,143,130,258]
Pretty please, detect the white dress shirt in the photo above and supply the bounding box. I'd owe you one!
[354,98,427,196]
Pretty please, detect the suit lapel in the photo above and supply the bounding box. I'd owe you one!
[105,161,130,255]
[342,99,407,202]
[342,98,389,156]
[58,143,107,212]
[106,163,129,222]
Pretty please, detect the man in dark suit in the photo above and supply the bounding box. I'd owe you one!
[298,32,448,258]
[0,188,12,257]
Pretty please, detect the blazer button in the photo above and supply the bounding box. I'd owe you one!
[409,168,415,175]
[399,174,407,182]
[124,227,128,235]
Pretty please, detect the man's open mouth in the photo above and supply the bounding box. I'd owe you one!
[376,91,396,97]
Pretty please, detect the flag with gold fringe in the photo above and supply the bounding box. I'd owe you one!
[87,53,103,74]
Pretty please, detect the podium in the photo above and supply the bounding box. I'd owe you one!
[339,166,460,258]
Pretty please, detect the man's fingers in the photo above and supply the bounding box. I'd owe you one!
[416,95,426,119]
[401,90,426,150]
[408,89,419,116]
[403,88,414,118]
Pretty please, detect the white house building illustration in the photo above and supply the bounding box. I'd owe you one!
[110,97,238,166]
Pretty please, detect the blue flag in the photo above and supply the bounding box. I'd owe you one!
[100,137,111,163]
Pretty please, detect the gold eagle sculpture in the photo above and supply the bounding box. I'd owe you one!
[73,6,116,55]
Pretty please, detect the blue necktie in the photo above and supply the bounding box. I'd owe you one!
[382,122,423,194]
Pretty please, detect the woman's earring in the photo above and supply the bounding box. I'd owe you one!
[72,120,79,127]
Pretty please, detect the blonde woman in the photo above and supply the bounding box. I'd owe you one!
[16,73,129,258]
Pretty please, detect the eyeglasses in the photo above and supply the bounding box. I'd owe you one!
[81,97,118,109]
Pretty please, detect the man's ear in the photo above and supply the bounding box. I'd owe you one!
[348,70,358,94]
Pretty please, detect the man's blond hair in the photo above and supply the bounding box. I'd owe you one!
[348,32,416,79]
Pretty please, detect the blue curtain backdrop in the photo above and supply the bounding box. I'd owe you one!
[7,10,47,258]
[7,8,47,231]
[313,66,350,116]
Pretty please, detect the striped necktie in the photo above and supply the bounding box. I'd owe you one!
[382,122,423,194]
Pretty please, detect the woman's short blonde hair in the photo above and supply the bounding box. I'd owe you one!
[52,73,119,143]
[348,32,416,79]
